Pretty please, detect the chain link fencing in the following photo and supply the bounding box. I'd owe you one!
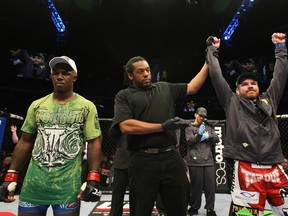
[99,117,288,191]
[1,117,288,192]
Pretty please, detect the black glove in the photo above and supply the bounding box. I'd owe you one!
[82,180,102,202]
[0,171,18,202]
[206,36,215,46]
[80,171,102,202]
[205,36,219,61]
[162,117,191,131]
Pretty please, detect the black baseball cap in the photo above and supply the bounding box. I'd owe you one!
[236,72,258,86]
[35,52,45,60]
[196,107,207,117]
[242,58,255,65]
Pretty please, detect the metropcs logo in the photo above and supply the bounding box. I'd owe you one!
[214,126,227,187]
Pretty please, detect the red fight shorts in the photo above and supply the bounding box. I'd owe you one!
[231,160,288,213]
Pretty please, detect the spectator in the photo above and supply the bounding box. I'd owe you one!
[185,107,219,216]
[9,49,50,80]
[10,125,19,145]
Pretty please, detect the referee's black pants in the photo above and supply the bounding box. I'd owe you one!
[129,148,189,216]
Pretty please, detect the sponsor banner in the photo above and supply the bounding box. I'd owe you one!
[88,201,159,216]
[230,202,259,216]
[214,124,230,193]
[232,189,260,205]
[229,202,274,216]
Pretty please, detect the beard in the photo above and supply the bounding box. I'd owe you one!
[245,91,258,101]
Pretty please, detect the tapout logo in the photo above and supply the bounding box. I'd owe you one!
[214,126,227,186]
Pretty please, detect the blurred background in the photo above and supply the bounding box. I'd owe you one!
[1,0,288,119]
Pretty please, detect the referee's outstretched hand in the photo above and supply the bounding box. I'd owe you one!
[162,117,191,131]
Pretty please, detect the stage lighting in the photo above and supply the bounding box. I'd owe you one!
[221,0,254,41]
[46,0,66,33]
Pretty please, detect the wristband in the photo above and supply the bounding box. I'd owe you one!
[4,172,19,182]
[87,172,100,182]
[275,43,287,49]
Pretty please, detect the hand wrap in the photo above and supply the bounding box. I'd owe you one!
[275,43,287,49]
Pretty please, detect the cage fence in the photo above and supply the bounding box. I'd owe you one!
[1,117,288,192]
[99,117,288,191]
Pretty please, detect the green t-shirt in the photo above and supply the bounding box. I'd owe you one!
[19,93,101,204]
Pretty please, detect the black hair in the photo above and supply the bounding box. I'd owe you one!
[123,56,146,86]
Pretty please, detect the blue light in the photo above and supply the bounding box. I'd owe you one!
[221,0,253,41]
[46,0,66,33]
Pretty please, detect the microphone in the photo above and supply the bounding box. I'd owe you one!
[0,110,24,120]
[203,118,213,127]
